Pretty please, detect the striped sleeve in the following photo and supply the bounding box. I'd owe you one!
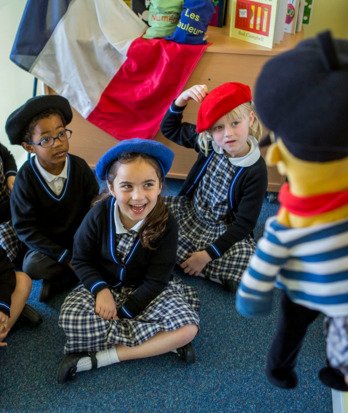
[236,222,289,317]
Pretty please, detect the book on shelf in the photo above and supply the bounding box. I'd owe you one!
[273,0,288,44]
[284,0,300,34]
[209,0,227,28]
[302,0,314,25]
[295,0,305,32]
[229,0,288,49]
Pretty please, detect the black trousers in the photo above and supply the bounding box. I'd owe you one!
[267,291,320,375]
[23,249,77,287]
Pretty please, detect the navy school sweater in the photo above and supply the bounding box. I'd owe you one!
[72,196,178,318]
[10,154,99,264]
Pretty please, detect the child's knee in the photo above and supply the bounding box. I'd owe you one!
[180,324,199,343]
[15,271,32,295]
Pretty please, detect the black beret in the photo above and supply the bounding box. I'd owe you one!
[5,95,72,145]
[96,138,174,180]
[255,31,348,162]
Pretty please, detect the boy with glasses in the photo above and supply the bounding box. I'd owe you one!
[6,95,99,303]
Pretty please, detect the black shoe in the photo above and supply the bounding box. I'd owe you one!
[39,280,56,303]
[39,278,77,303]
[319,367,348,391]
[18,304,43,327]
[57,352,97,384]
[266,368,298,389]
[222,279,238,293]
[177,342,196,364]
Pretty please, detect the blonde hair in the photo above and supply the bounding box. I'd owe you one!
[197,102,263,156]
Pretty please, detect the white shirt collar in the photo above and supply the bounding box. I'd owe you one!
[212,136,261,167]
[34,155,68,182]
[113,200,144,234]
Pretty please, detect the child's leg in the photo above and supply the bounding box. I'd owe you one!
[23,250,77,302]
[6,271,32,331]
[57,324,198,383]
[116,324,198,361]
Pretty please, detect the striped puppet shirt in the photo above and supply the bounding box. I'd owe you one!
[236,216,348,317]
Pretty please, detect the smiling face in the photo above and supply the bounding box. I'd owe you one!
[210,109,255,158]
[108,156,162,230]
[22,114,69,175]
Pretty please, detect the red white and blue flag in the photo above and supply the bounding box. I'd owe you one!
[10,0,207,140]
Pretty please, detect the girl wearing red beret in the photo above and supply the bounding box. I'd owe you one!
[160,82,268,292]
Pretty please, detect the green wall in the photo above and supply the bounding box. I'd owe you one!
[303,0,348,38]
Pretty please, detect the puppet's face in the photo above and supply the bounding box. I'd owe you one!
[266,139,348,197]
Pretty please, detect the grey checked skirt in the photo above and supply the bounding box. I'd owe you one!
[59,277,200,354]
[0,166,19,262]
[165,196,256,284]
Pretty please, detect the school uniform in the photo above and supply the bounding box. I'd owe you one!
[10,154,99,284]
[0,247,16,317]
[160,103,268,284]
[59,196,200,354]
[0,144,19,262]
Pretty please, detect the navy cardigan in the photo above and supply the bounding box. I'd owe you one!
[0,248,15,317]
[72,197,179,319]
[160,102,268,260]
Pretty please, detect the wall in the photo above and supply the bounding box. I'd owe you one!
[0,0,42,167]
[303,0,348,39]
[1,0,348,168]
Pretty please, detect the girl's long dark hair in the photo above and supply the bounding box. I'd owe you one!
[102,152,169,249]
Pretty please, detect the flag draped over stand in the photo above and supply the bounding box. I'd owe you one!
[10,0,208,140]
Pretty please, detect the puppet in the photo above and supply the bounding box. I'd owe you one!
[236,31,348,391]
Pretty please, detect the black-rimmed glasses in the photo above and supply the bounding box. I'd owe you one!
[29,129,72,148]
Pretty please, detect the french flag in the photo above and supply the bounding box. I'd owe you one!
[10,0,207,140]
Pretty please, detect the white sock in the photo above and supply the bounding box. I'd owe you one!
[96,347,120,368]
[76,348,119,372]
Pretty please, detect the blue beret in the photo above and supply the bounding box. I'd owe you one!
[96,138,175,180]
[5,95,72,145]
[255,31,348,162]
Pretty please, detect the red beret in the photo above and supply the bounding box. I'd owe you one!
[196,82,252,133]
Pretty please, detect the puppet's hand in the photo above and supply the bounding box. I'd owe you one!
[236,288,273,317]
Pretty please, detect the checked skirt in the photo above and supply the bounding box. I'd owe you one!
[59,277,200,354]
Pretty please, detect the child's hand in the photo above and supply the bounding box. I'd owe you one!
[175,84,208,107]
[0,311,8,329]
[180,250,212,276]
[0,312,9,346]
[0,329,9,347]
[95,288,118,320]
[6,176,15,192]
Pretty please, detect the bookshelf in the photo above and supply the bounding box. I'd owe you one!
[64,26,304,192]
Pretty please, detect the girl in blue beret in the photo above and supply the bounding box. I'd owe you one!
[57,138,199,384]
[160,83,268,292]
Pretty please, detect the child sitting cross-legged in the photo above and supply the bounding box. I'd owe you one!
[5,95,99,303]
[57,139,199,384]
[160,82,268,292]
